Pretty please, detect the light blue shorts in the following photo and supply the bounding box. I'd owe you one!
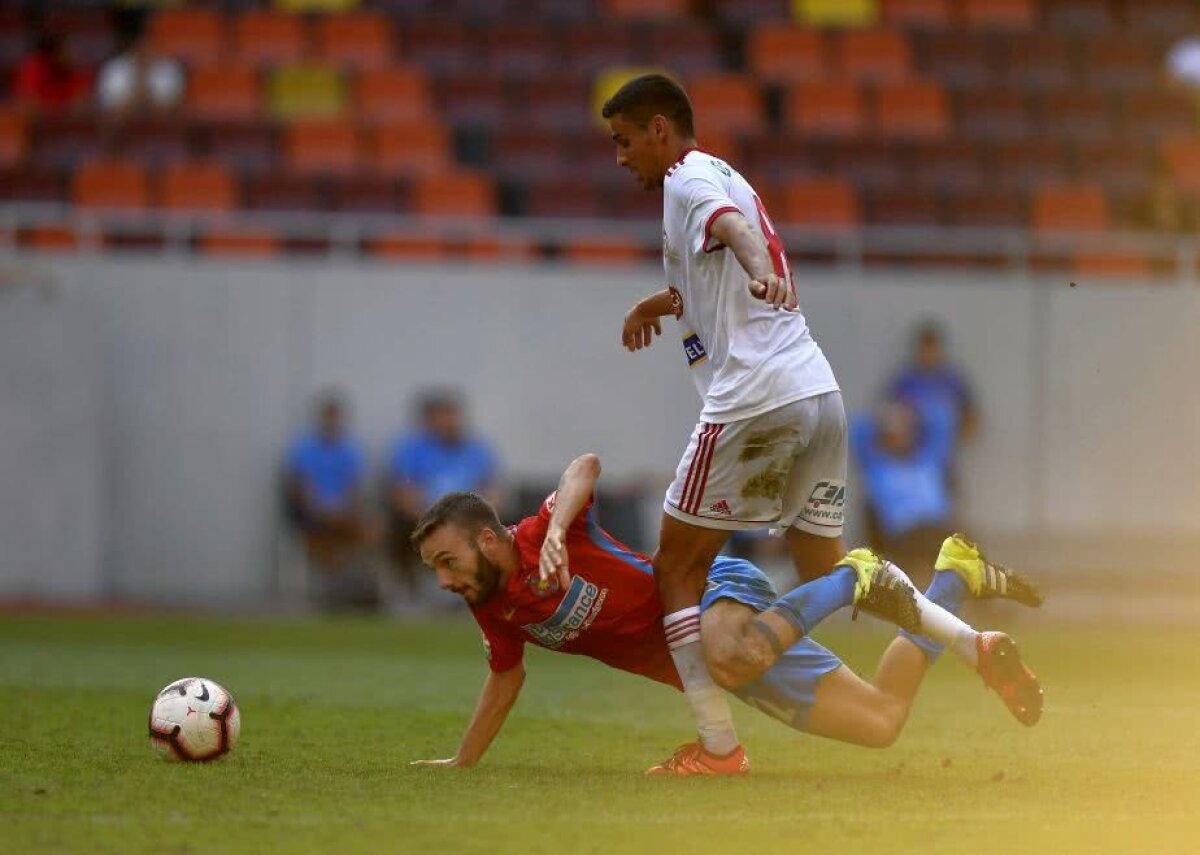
[701,556,843,732]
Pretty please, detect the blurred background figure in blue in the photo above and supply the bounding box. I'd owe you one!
[386,390,503,610]
[852,396,956,587]
[886,321,979,450]
[284,390,378,610]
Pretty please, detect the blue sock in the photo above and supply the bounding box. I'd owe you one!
[768,566,857,636]
[899,571,969,662]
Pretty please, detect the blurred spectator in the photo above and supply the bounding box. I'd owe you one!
[14,32,91,112]
[386,390,502,603]
[886,322,978,447]
[852,398,956,583]
[95,22,183,116]
[284,392,378,609]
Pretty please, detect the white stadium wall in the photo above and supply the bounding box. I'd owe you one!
[0,254,1196,603]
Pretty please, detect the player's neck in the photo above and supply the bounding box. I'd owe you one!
[667,138,700,166]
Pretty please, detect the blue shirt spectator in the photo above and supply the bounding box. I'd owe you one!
[852,400,955,539]
[886,322,978,443]
[287,432,365,515]
[389,432,497,506]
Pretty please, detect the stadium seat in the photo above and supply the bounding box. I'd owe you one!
[911,141,985,191]
[315,12,395,70]
[438,75,508,129]
[1002,34,1076,91]
[604,0,689,20]
[1083,38,1159,94]
[1125,0,1197,34]
[1043,0,1115,33]
[203,123,278,176]
[0,109,26,168]
[369,233,448,259]
[1076,144,1152,195]
[875,80,949,139]
[506,76,594,132]
[490,129,569,181]
[269,65,346,119]
[562,235,648,264]
[161,162,238,211]
[836,30,912,82]
[741,137,818,181]
[783,81,864,138]
[329,176,404,213]
[883,0,954,28]
[944,189,1024,228]
[567,29,637,75]
[412,171,497,217]
[235,10,308,67]
[285,120,362,176]
[73,159,152,209]
[646,25,724,76]
[1123,93,1196,142]
[117,120,194,168]
[402,21,475,76]
[746,25,827,84]
[916,32,997,88]
[369,121,452,177]
[200,229,282,257]
[794,0,880,28]
[961,0,1036,29]
[486,24,557,76]
[189,65,262,121]
[1032,183,1110,233]
[33,116,111,170]
[687,74,766,137]
[524,176,609,218]
[866,189,941,225]
[1075,251,1153,278]
[712,0,790,28]
[1038,92,1114,143]
[828,140,908,189]
[992,140,1070,190]
[0,169,64,204]
[1161,136,1200,191]
[610,183,663,220]
[44,8,118,66]
[246,175,322,211]
[460,236,538,261]
[784,177,861,228]
[149,8,226,64]
[355,68,434,123]
[955,90,1031,141]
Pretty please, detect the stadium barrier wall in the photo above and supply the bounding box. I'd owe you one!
[0,255,1196,604]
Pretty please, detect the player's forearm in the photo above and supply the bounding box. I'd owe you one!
[710,212,774,281]
[548,454,601,534]
[455,666,525,766]
[634,289,677,319]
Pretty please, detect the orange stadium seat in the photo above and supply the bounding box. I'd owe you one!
[369,233,448,259]
[201,229,282,257]
[963,0,1037,30]
[945,189,1024,227]
[161,162,238,211]
[837,30,912,82]
[1075,252,1152,278]
[687,74,766,137]
[784,177,861,228]
[188,65,261,121]
[875,80,949,139]
[562,235,647,265]
[883,0,954,27]
[646,25,723,76]
[315,12,394,70]
[73,159,151,209]
[461,236,538,262]
[149,8,226,64]
[956,90,1031,141]
[331,176,402,213]
[746,25,827,84]
[604,0,689,20]
[235,10,308,66]
[356,68,434,123]
[1161,136,1200,191]
[0,109,27,168]
[23,225,82,253]
[1032,183,1110,233]
[369,121,452,177]
[285,120,362,176]
[784,81,865,138]
[412,172,496,218]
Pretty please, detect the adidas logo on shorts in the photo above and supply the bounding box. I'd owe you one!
[708,500,732,516]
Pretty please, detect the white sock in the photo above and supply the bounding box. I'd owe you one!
[910,587,979,669]
[663,607,739,756]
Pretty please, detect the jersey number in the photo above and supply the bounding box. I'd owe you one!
[753,195,797,305]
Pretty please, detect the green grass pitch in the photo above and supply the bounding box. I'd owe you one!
[1,611,1197,854]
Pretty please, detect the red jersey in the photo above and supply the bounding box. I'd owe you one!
[470,493,682,689]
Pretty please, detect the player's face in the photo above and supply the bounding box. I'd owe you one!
[608,113,666,190]
[420,525,504,606]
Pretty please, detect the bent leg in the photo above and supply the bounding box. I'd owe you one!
[654,512,729,613]
[785,526,847,583]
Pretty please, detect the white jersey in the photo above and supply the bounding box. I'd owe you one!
[662,148,839,423]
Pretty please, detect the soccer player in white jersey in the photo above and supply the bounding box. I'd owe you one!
[601,74,948,774]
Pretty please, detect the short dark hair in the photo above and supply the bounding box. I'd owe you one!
[601,74,695,138]
[410,492,505,551]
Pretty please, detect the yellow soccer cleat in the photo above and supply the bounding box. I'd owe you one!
[839,548,922,634]
[935,534,1044,607]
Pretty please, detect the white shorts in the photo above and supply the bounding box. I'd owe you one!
[663,392,847,536]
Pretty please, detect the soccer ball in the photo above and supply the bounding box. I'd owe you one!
[148,677,241,762]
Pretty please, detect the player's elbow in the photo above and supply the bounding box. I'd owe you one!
[574,453,601,478]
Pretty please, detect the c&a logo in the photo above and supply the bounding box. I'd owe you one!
[801,480,845,526]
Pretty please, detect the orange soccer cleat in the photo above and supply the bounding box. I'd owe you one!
[645,741,750,776]
[976,631,1044,726]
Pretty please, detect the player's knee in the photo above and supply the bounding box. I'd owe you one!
[705,638,771,691]
[860,714,903,749]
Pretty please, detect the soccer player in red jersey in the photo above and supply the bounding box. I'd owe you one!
[409,454,1043,773]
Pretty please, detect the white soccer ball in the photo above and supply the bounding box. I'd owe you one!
[148,677,241,762]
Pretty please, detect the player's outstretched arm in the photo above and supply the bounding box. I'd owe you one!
[410,664,526,768]
[622,289,675,351]
[539,453,602,587]
[708,211,798,311]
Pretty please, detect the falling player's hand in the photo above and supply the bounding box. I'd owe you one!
[748,273,798,311]
[622,306,662,351]
[539,526,572,590]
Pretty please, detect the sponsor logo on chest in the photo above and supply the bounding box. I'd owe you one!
[522,575,608,649]
[682,332,708,367]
